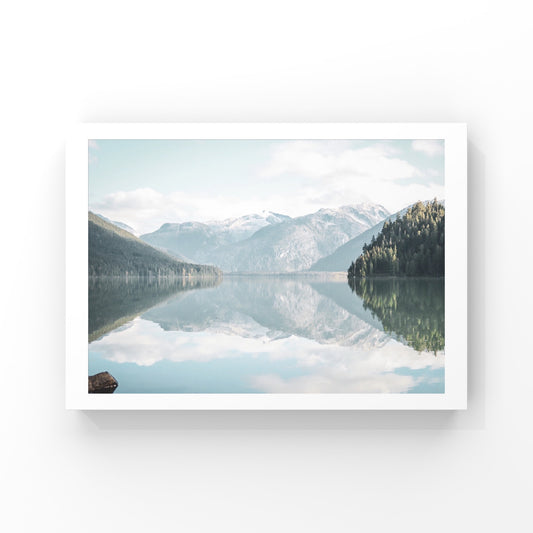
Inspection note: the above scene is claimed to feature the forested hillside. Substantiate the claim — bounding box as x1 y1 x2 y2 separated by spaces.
88 212 222 278
348 200 444 278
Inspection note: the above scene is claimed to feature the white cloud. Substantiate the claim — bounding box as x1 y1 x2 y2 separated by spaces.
91 185 385 235
261 141 420 182
90 317 444 393
257 140 442 214
412 140 444 157
249 372 417 394
90 140 444 232
91 188 267 234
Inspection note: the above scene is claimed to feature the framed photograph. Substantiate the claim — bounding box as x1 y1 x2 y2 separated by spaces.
66 123 467 409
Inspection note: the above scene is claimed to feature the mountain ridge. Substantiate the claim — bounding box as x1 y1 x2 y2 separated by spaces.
141 210 292 261
141 203 389 273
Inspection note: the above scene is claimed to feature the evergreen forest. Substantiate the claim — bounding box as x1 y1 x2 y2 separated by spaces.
348 200 444 278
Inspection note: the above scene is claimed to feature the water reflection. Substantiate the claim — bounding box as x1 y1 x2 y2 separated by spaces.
349 278 444 354
89 276 221 342
88 276 445 393
141 277 388 348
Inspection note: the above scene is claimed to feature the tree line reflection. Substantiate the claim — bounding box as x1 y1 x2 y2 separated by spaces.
89 276 221 342
89 276 444 357
349 278 444 354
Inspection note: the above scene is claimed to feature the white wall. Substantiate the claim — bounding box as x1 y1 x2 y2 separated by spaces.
1 1 531 531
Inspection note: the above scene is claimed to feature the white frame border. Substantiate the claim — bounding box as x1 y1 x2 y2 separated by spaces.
66 123 467 410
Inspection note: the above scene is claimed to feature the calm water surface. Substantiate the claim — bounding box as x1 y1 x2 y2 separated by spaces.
88 276 444 393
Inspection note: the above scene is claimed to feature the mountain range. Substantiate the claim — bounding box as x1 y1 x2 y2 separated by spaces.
141 203 389 273
141 211 290 261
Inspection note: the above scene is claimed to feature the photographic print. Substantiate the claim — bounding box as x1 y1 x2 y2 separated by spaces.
66 124 467 409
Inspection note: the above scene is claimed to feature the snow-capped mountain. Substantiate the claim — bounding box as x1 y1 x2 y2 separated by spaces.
140 211 291 261
205 211 291 243
140 203 389 272
207 204 389 272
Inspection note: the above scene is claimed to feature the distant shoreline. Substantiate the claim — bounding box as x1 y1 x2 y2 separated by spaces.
88 273 222 279
224 271 347 280
348 275 445 280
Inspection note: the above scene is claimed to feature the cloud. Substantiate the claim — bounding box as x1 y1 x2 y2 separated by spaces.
90 317 444 393
92 188 255 234
249 372 417 394
257 140 443 213
412 140 444 157
91 178 444 237
261 141 420 182
92 185 381 235
90 140 445 231
91 188 307 234
92 317 279 366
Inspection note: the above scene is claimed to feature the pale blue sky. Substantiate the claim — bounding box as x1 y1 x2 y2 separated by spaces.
89 139 444 234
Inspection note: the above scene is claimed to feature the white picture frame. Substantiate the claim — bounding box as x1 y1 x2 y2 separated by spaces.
66 123 467 410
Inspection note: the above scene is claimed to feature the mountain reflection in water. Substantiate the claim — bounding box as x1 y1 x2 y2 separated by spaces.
88 275 444 394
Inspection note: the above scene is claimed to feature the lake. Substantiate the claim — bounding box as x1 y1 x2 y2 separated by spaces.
88 275 444 394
